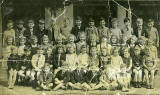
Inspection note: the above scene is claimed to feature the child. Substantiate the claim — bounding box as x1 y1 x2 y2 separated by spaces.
110 35 120 48
132 46 143 88
7 47 18 89
146 39 158 59
3 20 15 47
121 47 132 73
97 36 112 56
68 45 89 90
85 18 99 43
121 18 133 45
110 18 122 45
15 20 26 45
99 47 110 70
117 64 131 92
29 35 39 56
17 36 26 56
76 32 88 54
127 35 137 48
37 64 53 90
87 47 100 84
24 19 36 39
66 34 76 51
31 47 45 88
45 47 54 67
17 47 31 85
110 47 123 74
145 19 159 47
88 34 98 53
2 36 15 68
60 18 72 43
53 36 65 54
41 35 52 55
97 17 110 40
143 48 157 89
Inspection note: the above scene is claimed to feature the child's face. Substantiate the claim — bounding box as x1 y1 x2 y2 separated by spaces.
17 24 23 29
69 37 74 43
20 39 25 45
136 20 143 28
113 49 119 56
124 50 129 58
43 38 49 44
139 39 145 45
28 23 34 29
75 20 81 26
101 38 107 43
130 38 136 44
58 48 63 54
111 37 117 44
39 23 45 30
81 47 87 54
32 38 38 44
134 49 140 56
91 48 97 56
68 47 74 54
112 22 118 28
44 66 50 73
57 40 62 44
147 22 154 28
25 51 31 56
79 35 86 41
89 22 94 27
64 19 69 26
100 20 105 26
47 48 52 54
7 23 14 29
38 49 43 54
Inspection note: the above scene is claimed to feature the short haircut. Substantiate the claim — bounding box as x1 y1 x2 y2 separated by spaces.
147 19 154 23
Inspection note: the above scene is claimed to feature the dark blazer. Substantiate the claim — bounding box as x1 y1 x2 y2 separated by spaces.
133 27 146 38
7 54 19 70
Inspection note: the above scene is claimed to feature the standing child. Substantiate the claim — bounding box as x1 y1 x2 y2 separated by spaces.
29 35 39 56
143 48 157 89
7 47 18 89
110 18 122 45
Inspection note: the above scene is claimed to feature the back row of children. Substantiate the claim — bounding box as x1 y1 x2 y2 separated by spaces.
3 16 159 91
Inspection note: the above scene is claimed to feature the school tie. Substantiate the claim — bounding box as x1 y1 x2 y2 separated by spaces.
36 55 41 67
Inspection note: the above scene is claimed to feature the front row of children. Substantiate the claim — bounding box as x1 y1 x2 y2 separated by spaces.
7 41 158 91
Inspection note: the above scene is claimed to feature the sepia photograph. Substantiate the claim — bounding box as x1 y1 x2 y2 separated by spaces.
0 0 160 95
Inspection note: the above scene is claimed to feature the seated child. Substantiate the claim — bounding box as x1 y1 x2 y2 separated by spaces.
37 63 53 90
143 48 157 89
17 36 26 56
121 47 132 73
7 47 19 89
117 64 131 92
87 47 100 84
67 45 89 90
132 46 143 88
31 47 45 88
17 47 32 85
99 47 110 70
110 47 123 74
